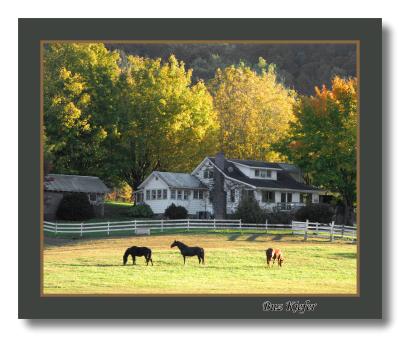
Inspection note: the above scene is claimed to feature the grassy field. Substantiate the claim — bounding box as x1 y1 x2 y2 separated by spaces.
43 232 357 295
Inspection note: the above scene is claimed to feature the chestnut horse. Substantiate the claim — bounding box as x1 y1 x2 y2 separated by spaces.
266 248 284 267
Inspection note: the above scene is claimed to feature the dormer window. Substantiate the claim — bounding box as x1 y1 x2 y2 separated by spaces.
255 169 272 178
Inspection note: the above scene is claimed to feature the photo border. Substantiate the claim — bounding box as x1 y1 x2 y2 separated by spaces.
19 18 382 318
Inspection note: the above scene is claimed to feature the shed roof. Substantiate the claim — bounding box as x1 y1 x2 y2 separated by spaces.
44 174 110 194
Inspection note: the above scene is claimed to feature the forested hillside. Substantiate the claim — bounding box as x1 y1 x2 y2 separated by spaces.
106 43 356 95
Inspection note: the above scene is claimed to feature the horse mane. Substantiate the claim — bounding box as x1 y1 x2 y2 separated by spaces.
174 241 188 248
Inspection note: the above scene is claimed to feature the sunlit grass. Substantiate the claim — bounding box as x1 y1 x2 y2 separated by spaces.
43 233 357 295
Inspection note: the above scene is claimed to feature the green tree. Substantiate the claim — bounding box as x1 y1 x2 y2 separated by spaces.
274 76 357 225
43 43 122 186
112 55 219 196
210 59 297 161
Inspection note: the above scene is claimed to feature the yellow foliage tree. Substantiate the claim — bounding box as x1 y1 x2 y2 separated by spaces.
210 60 297 161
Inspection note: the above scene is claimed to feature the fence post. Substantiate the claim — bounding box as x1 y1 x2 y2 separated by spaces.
265 219 268 234
239 219 242 234
341 224 345 238
213 218 216 230
304 219 309 241
187 219 190 232
291 220 294 235
80 223 83 237
55 222 58 237
330 221 335 242
134 219 137 233
316 222 319 236
107 221 110 236
161 219 164 233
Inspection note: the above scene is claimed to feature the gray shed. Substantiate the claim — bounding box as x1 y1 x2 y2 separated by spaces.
44 174 110 220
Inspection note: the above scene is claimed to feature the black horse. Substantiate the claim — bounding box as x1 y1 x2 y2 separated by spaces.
123 246 153 266
170 240 205 265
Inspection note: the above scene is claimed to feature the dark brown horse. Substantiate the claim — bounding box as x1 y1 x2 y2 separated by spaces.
123 246 153 266
171 240 205 265
266 248 284 267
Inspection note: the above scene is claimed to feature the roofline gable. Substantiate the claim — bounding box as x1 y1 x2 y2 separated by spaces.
190 156 212 176
137 171 168 190
207 160 257 189
228 160 283 171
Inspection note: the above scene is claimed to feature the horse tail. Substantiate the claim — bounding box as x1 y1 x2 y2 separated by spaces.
123 248 130 265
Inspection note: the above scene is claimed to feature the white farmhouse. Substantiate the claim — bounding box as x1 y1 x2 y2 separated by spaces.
135 152 322 218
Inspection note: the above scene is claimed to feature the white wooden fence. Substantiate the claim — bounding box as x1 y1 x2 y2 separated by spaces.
43 218 357 241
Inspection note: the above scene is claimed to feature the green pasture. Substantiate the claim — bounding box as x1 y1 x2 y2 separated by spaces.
43 232 357 295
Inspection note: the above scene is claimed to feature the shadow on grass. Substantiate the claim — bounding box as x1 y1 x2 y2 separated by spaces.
227 234 241 241
331 252 357 259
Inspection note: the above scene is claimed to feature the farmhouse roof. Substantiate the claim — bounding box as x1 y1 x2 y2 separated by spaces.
228 158 283 170
209 157 320 192
44 174 110 194
139 171 207 190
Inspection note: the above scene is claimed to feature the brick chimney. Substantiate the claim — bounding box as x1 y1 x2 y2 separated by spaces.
213 151 226 219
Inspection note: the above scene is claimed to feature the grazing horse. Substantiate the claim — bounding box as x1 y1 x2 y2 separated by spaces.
123 246 153 266
266 248 284 267
170 240 205 265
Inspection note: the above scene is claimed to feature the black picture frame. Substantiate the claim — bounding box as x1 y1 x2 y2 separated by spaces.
19 18 382 319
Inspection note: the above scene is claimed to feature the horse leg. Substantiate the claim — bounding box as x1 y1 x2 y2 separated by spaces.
198 255 201 264
183 255 186 265
150 258 153 266
133 256 136 265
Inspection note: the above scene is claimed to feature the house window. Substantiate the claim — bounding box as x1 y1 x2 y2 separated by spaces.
171 189 176 199
184 190 189 200
163 189 168 199
300 193 311 204
256 169 272 178
229 189 235 203
262 191 275 203
89 193 97 202
193 190 204 200
136 192 143 203
177 190 182 200
203 169 214 179
146 190 150 200
151 190 156 200
157 189 162 200
243 190 255 201
281 192 292 203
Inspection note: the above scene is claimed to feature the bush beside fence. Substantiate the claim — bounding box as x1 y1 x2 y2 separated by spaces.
43 218 357 241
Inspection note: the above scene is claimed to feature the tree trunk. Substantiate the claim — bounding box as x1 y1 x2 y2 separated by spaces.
343 197 354 226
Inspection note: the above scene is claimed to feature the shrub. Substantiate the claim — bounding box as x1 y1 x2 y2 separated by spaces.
164 203 188 219
128 203 154 218
232 197 266 223
56 192 95 221
294 203 334 223
266 211 295 224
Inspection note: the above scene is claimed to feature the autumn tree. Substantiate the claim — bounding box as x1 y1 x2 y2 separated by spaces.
111 55 219 196
210 59 297 161
275 77 357 225
43 43 122 185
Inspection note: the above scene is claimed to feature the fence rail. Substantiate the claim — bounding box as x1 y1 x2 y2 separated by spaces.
43 218 357 241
